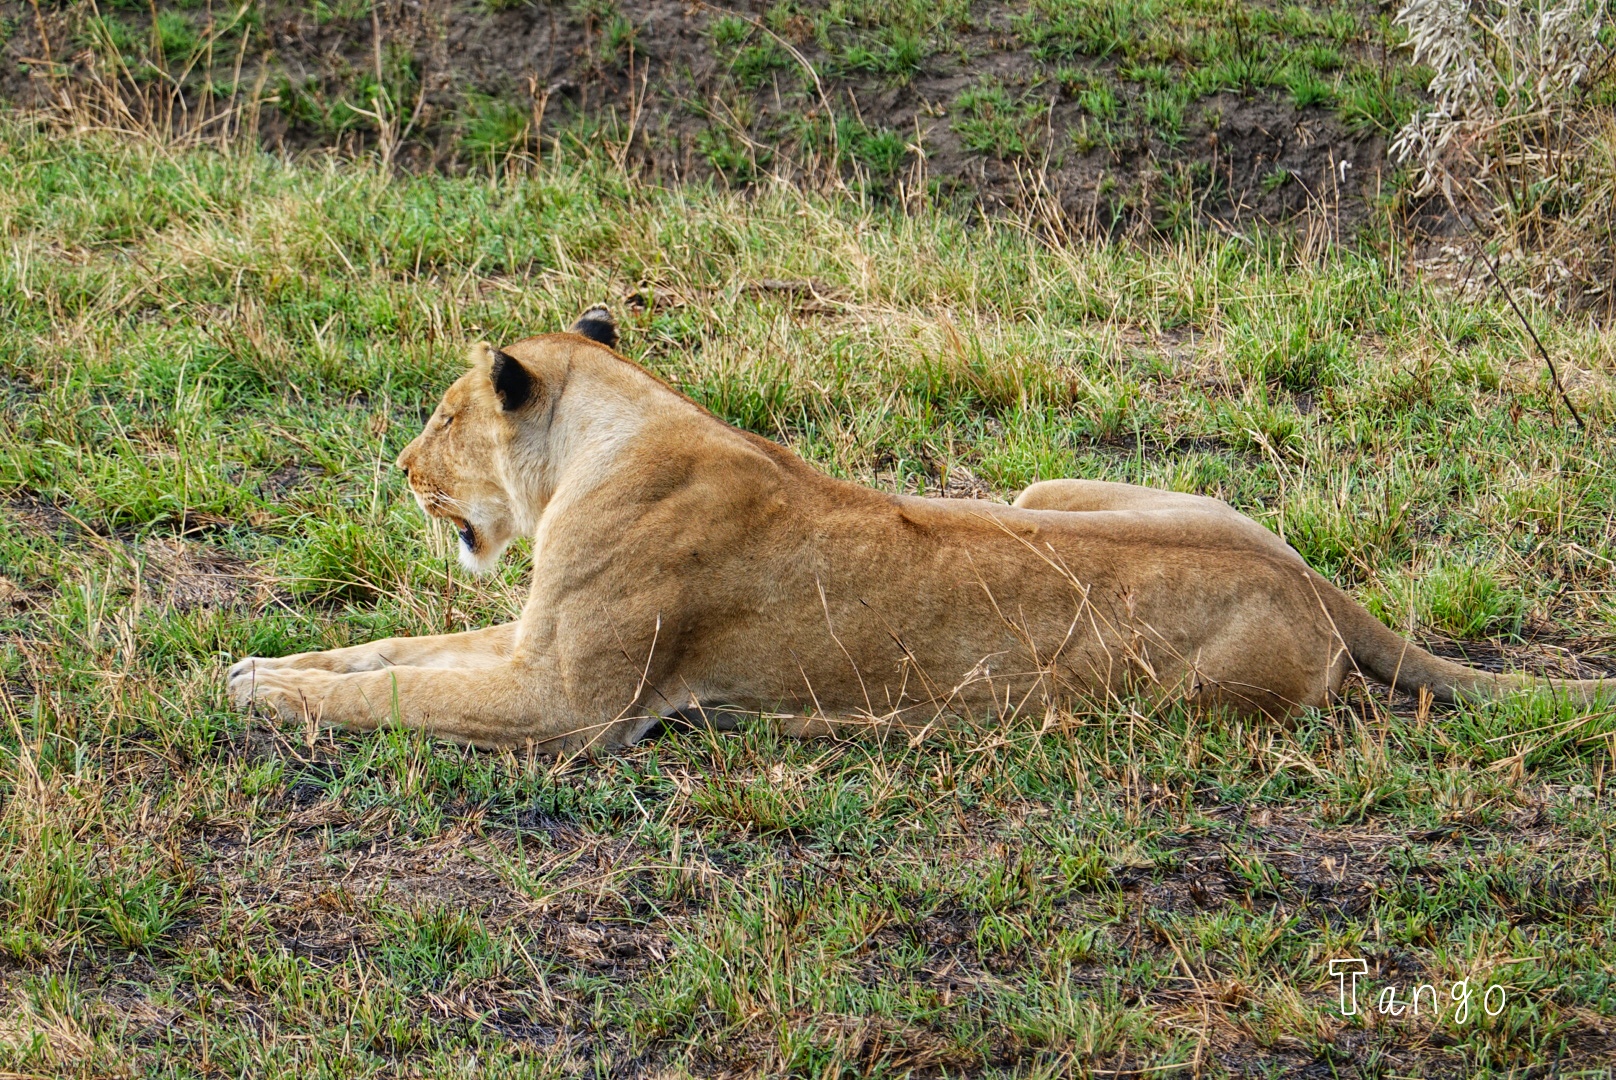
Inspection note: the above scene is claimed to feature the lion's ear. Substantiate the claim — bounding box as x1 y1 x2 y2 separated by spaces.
570 306 617 349
488 347 534 411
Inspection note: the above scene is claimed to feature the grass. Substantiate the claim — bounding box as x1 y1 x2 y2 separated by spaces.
953 80 1052 160
1011 0 1421 136
460 94 532 162
1 115 1616 1075
812 0 970 82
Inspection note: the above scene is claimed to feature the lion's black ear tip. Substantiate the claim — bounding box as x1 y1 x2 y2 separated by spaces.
572 306 618 349
489 347 534 411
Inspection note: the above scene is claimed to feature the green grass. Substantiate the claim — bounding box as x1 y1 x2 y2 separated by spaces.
460 93 532 161
1009 0 1420 138
953 80 1052 160
595 11 638 68
1 117 1616 1075
811 0 971 76
839 27 925 79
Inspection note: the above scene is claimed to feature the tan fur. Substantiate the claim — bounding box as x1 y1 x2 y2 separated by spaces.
228 325 1611 752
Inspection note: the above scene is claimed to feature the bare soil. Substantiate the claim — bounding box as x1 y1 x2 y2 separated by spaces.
0 0 1400 233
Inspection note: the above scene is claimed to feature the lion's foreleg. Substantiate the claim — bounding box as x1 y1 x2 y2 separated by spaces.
230 623 519 677
228 661 642 752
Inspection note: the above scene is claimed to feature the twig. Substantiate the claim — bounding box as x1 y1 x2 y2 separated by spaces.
368 0 397 167
1577 40 1616 103
28 0 51 62
1448 195 1586 432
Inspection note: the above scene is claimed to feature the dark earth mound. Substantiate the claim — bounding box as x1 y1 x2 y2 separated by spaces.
0 0 1426 233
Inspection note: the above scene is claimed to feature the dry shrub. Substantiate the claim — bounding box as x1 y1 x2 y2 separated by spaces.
1392 0 1616 314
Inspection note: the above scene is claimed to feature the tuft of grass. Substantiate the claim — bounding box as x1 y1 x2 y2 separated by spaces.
596 12 638 68
696 124 771 180
1366 561 1529 641
710 13 750 48
837 116 909 177
1142 87 1187 144
1077 83 1119 121
732 40 790 89
1286 64 1337 109
307 0 371 24
1338 68 1420 135
152 10 200 59
1014 0 1164 61
79 13 140 59
841 28 924 79
952 80 1051 159
458 93 531 162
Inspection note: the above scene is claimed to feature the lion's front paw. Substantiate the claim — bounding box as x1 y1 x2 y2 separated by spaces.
228 664 324 721
227 655 278 688
228 651 346 681
227 657 301 713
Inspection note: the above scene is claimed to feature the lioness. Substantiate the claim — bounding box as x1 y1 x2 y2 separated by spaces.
229 309 1609 751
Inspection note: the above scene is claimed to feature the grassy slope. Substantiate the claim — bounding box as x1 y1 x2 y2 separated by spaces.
2 0 1434 229
1 119 1616 1075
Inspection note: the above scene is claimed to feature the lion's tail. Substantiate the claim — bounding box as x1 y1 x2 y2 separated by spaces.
1315 571 1611 706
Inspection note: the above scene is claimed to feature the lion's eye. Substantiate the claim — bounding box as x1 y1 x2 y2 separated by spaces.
441 415 454 429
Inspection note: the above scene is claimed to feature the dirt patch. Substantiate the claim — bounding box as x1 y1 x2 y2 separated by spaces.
934 463 996 500
140 537 277 612
4 495 80 541
1425 633 1616 682
257 462 326 499
0 0 1412 234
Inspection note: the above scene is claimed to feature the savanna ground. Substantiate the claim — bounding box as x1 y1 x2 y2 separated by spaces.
2 0 1433 229
3 37 1616 1076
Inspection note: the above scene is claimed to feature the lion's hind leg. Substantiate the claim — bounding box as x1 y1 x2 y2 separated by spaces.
1013 479 1240 517
1014 480 1295 561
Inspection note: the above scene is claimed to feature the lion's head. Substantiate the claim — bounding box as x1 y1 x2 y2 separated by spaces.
395 307 618 573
